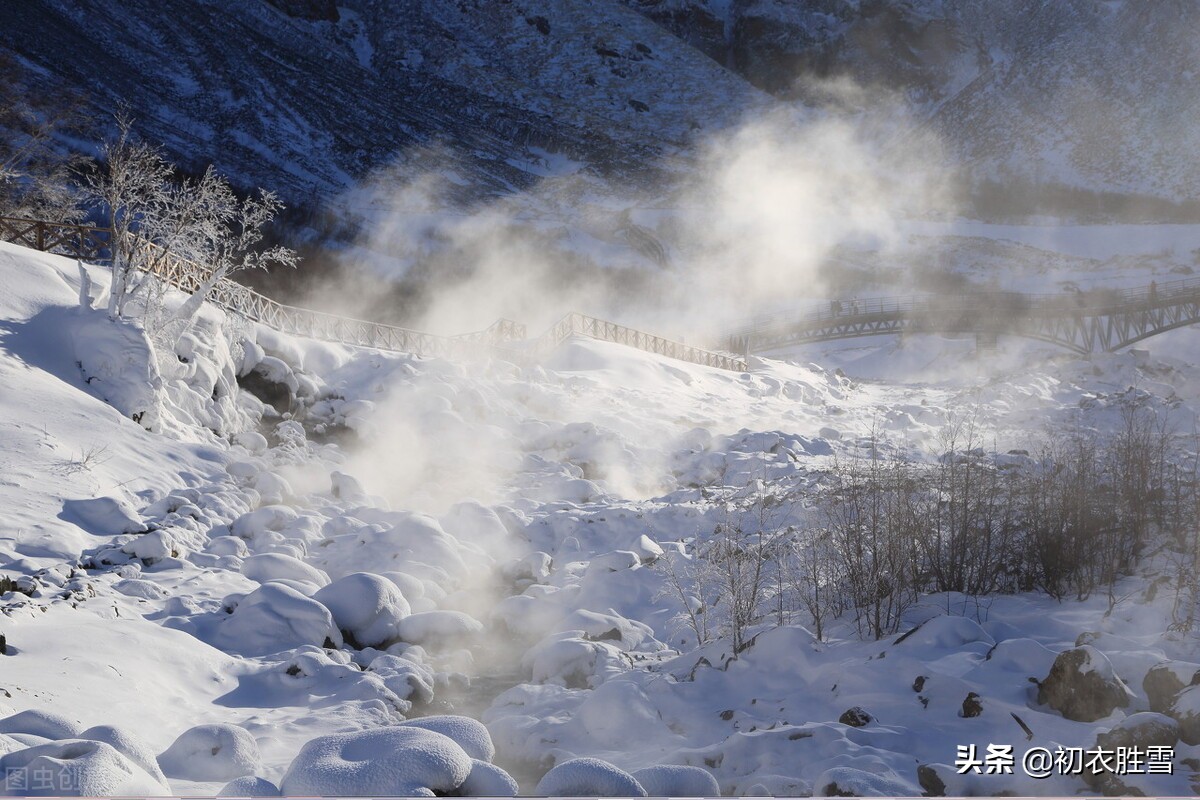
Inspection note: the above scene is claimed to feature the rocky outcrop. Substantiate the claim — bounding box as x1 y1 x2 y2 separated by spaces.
1037 646 1133 722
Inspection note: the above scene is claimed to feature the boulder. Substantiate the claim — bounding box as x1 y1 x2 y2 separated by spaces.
838 707 873 727
1037 646 1132 722
1169 684 1200 745
1143 660 1200 714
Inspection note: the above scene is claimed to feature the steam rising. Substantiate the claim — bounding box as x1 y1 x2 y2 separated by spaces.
320 84 957 514
330 87 953 340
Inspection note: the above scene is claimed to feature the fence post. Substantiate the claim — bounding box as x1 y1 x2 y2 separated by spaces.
36 222 45 251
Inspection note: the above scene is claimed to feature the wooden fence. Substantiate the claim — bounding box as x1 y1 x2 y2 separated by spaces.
0 216 748 371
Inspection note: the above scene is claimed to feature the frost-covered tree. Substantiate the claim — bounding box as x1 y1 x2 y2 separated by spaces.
87 116 297 337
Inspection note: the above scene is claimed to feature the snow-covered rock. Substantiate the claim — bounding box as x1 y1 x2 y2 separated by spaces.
0 709 82 740
217 775 280 796
395 611 482 647
458 759 519 796
534 757 646 797
279 726 473 796
1037 645 1133 722
60 496 147 536
632 764 720 796
398 716 494 762
79 724 168 784
212 583 342 656
313 572 411 648
1169 684 1200 745
1143 659 1200 713
157 723 262 782
241 552 329 589
1 739 168 795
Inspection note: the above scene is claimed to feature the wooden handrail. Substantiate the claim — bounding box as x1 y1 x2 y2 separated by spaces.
0 216 749 371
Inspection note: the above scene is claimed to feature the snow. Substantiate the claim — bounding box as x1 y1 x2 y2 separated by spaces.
632 764 722 796
2 240 1200 795
534 756 647 797
0 739 169 796
312 572 411 649
209 583 342 656
278 727 474 796
157 724 263 782
398 716 495 762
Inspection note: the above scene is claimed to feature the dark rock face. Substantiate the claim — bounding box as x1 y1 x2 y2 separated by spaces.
1038 646 1133 722
265 0 338 22
1143 660 1200 714
838 706 872 727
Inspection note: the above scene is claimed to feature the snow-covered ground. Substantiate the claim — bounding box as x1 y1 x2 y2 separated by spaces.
2 233 1200 796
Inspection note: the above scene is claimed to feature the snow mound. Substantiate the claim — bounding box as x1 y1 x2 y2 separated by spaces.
439 501 509 546
60 496 147 536
313 572 411 648
633 764 721 796
366 655 436 705
157 723 263 782
212 583 342 656
0 739 168 795
396 611 483 647
534 757 647 797
279 726 473 796
312 513 468 582
459 759 519 796
80 724 168 784
241 552 329 589
0 709 82 740
398 716 494 762
217 775 280 796
69 308 165 431
577 680 669 747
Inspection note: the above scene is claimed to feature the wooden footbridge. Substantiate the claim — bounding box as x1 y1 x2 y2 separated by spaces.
725 280 1200 356
0 217 747 371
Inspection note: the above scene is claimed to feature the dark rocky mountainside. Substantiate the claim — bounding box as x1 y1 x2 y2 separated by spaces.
2 0 1197 229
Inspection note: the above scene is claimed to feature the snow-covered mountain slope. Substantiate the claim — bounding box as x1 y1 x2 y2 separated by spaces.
5 0 1197 235
0 0 762 212
630 0 1200 207
3 239 1200 794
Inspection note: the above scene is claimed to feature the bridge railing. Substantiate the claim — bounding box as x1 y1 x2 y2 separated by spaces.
1 216 748 372
725 278 1200 345
532 312 748 372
